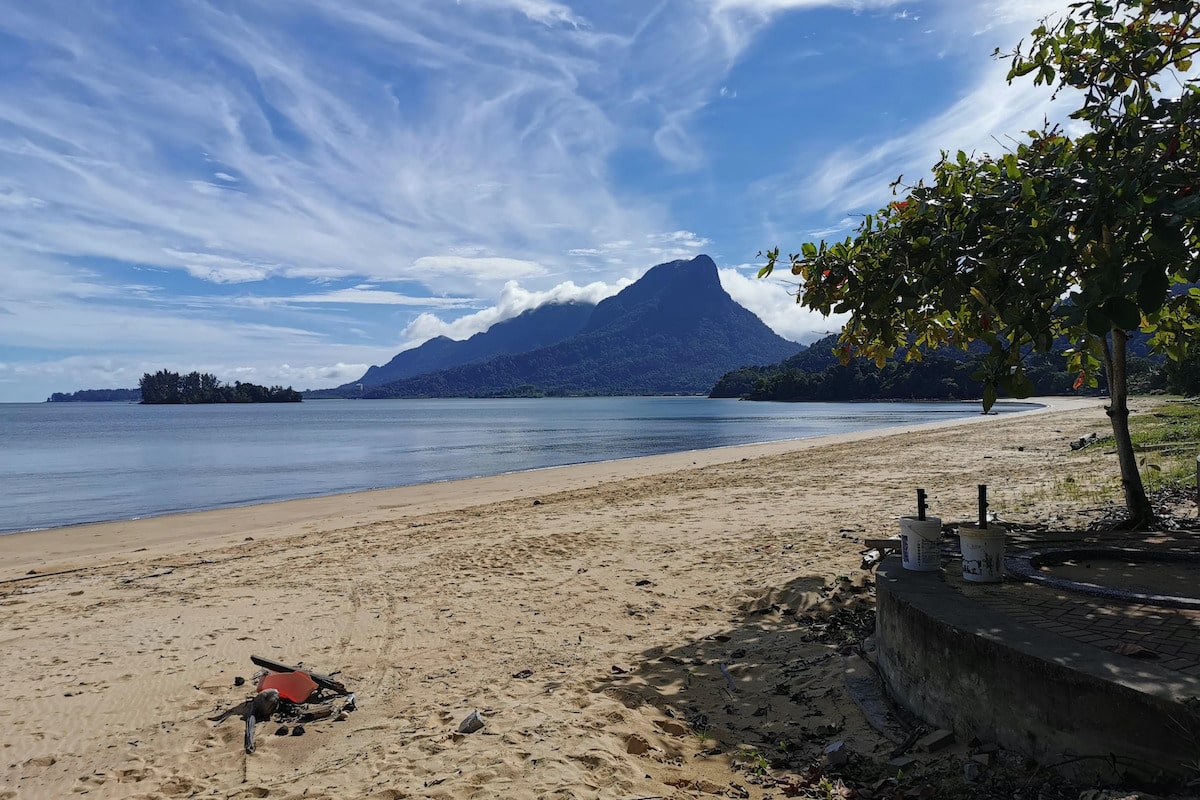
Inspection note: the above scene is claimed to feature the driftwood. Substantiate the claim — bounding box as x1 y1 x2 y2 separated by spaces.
250 654 349 695
300 703 335 721
244 689 280 754
209 699 250 724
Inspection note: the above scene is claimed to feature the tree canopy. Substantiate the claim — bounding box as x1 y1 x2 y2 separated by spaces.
759 0 1199 525
138 370 301 404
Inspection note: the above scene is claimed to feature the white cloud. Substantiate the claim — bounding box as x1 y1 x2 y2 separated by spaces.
751 0 1078 224
0 187 46 209
240 287 482 308
567 230 714 271
0 1 683 301
807 217 856 240
410 255 549 282
711 0 899 10
796 60 1069 215
461 0 587 28
399 277 629 344
718 267 844 343
166 251 277 284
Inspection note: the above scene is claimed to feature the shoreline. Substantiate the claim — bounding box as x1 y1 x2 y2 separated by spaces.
0 397 1083 582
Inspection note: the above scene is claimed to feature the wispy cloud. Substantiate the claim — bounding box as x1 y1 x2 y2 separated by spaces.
0 2 677 293
749 0 1073 233
799 60 1066 214
463 0 588 28
239 287 482 308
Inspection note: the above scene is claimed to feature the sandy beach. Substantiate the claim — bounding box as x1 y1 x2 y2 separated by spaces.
1 397 1127 799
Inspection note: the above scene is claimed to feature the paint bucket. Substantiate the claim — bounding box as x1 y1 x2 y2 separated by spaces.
899 516 942 571
959 523 1005 583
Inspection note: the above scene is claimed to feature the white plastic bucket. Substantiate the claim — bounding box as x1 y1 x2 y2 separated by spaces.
899 516 942 571
959 524 1005 582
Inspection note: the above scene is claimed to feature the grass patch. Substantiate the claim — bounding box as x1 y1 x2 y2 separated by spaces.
1131 399 1200 489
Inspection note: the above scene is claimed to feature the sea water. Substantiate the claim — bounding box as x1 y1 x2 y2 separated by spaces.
0 397 1026 533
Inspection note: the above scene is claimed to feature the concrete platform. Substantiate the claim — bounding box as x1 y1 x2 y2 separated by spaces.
874 552 1200 783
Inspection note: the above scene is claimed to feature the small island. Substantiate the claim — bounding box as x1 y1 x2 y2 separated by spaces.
139 370 302 404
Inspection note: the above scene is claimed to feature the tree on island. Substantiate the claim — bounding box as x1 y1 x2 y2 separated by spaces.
138 370 302 404
47 388 142 402
760 0 1198 527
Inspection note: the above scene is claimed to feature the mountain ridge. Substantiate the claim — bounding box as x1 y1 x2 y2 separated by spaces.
359 255 800 397
344 300 596 391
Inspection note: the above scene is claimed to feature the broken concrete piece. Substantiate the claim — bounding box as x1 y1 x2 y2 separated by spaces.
916 728 954 753
457 710 485 734
821 740 848 767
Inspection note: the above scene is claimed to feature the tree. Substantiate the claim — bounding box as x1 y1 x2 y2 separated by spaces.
139 369 182 404
760 0 1199 526
1165 349 1200 395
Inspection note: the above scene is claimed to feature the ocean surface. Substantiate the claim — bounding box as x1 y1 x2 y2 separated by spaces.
0 397 1028 534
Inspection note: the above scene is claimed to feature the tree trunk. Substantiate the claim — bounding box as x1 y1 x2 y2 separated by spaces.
1102 328 1154 527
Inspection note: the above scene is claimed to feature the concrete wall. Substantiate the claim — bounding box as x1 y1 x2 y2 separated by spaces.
875 561 1200 782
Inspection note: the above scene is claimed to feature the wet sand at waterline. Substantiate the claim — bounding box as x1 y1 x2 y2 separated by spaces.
0 397 1120 799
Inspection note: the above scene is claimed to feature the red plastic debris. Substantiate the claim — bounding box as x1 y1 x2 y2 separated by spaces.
257 670 319 703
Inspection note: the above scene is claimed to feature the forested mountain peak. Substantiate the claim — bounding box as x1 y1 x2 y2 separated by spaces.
361 255 799 397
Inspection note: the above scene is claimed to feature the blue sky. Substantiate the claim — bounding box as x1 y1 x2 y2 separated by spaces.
0 0 1074 402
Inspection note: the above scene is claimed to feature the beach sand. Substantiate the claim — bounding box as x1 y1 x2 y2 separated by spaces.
0 397 1128 799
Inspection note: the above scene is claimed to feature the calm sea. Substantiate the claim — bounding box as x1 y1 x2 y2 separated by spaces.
0 397 1025 534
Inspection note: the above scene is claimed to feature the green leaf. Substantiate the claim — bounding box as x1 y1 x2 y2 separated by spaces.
1003 154 1020 179
1136 269 1170 315
982 384 998 412
1086 307 1111 337
1009 59 1040 78
1103 297 1142 330
1009 370 1035 398
801 242 817 259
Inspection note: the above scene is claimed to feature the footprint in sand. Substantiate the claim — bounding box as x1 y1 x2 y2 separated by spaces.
158 776 196 797
231 787 269 799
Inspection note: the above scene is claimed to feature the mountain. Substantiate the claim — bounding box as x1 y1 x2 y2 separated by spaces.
364 255 800 398
343 301 596 391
